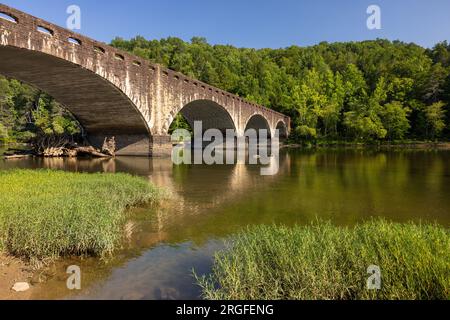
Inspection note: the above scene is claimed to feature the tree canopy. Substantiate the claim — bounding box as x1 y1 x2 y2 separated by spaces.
0 78 80 145
111 37 450 142
1 38 449 144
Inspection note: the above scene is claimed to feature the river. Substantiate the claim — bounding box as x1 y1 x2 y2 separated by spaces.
1 147 449 299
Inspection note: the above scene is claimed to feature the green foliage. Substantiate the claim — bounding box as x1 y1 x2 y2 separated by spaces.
169 113 192 134
110 37 450 142
425 101 447 139
0 170 163 260
0 123 9 144
197 220 450 300
0 76 81 145
380 101 411 140
1 38 449 144
295 125 317 140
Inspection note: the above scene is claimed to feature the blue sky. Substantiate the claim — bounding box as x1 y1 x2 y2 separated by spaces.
2 0 450 48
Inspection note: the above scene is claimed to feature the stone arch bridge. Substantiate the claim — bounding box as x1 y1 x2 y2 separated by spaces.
0 4 290 156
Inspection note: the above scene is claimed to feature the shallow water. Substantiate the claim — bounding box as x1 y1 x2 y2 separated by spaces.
1 148 449 299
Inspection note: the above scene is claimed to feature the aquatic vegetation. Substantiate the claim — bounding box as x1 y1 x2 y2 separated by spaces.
197 220 450 300
0 169 162 260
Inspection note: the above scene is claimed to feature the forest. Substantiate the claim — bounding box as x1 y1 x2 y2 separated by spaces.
1 38 449 145
0 78 80 145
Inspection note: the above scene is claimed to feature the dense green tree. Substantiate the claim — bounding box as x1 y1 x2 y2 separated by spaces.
0 76 81 144
168 113 191 135
429 41 450 67
424 101 446 139
380 101 411 140
421 63 448 104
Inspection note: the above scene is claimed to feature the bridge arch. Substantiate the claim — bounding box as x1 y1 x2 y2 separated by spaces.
0 45 152 154
166 99 237 134
244 113 272 140
275 120 288 140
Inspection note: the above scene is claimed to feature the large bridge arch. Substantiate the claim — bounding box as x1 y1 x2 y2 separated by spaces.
0 45 152 153
0 5 155 155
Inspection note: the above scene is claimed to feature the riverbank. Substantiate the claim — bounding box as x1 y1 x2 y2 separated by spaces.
0 170 163 261
0 253 34 300
197 220 450 300
2 141 450 163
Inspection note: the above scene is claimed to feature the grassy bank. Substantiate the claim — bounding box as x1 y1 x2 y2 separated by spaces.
0 169 162 260
197 220 450 300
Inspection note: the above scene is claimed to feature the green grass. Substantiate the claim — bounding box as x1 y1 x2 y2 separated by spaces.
197 220 450 300
0 169 162 260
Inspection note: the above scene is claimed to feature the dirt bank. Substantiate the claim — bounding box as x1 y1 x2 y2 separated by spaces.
0 253 34 300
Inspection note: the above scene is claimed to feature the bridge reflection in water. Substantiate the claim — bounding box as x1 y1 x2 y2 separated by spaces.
1 151 291 300
1 149 291 213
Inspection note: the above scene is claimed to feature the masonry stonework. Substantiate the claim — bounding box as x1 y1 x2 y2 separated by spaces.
0 4 290 156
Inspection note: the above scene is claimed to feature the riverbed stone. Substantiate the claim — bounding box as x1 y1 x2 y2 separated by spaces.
11 282 30 292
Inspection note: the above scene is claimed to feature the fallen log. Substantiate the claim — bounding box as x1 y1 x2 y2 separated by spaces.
38 145 111 158
3 154 32 160
43 147 65 157
66 149 78 158
73 146 111 158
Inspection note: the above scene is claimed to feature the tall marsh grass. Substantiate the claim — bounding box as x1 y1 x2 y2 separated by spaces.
0 169 162 260
197 220 450 300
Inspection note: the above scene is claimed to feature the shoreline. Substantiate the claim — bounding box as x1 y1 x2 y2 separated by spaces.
282 141 450 150
198 221 450 300
0 253 34 300
0 169 163 299
3 141 450 158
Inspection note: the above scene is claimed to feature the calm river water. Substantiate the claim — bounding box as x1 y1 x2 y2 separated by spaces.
1 147 449 299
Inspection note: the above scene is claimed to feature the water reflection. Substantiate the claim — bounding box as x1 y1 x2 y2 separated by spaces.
1 148 449 299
